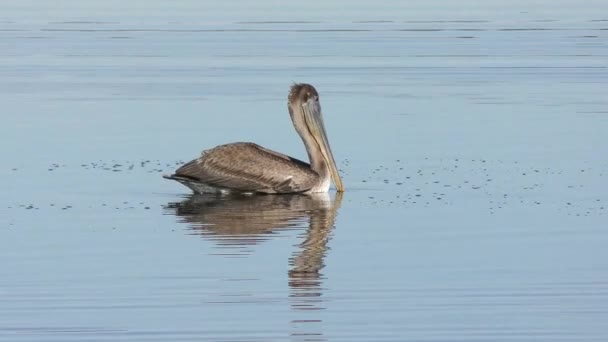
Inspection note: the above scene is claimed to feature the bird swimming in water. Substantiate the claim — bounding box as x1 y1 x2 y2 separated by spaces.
163 83 344 194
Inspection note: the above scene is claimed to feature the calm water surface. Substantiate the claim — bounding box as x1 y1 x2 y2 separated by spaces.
1 1 608 341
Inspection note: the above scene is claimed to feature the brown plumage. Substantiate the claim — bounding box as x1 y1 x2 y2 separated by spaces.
163 83 344 194
166 143 319 193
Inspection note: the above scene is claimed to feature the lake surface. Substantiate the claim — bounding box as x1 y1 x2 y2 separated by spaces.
1 1 607 341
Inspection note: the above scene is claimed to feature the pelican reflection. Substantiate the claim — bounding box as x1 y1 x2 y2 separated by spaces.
163 193 342 307
164 191 342 262
164 193 342 341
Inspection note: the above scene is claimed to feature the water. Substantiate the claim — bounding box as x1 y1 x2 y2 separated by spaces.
1 1 608 341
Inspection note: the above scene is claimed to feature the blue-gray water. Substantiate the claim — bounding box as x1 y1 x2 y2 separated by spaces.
1 1 607 341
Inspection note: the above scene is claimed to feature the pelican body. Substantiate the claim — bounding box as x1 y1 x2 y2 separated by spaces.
163 83 344 194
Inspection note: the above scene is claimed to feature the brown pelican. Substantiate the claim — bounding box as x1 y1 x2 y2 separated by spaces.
163 83 344 194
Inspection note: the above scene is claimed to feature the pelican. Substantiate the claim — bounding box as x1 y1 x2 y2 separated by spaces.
163 83 344 194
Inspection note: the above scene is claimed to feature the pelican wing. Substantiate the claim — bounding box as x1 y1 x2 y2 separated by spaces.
170 142 319 193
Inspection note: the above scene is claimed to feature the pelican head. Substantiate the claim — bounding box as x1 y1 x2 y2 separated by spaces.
288 84 344 192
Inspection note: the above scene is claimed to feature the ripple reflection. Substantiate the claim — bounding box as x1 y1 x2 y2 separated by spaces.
164 192 343 314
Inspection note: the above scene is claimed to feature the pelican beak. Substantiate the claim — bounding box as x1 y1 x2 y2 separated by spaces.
302 99 345 192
